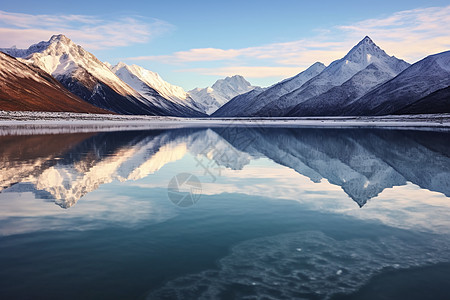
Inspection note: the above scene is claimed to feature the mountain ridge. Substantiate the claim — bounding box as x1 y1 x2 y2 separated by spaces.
256 36 410 116
1 35 182 116
1 34 449 117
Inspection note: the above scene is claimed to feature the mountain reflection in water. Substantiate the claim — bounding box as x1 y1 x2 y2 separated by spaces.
1 127 449 209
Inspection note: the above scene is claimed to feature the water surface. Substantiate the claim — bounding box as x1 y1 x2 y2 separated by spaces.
0 127 449 299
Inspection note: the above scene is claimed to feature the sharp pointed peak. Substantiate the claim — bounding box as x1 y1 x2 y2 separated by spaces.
351 36 377 49
343 35 387 60
361 36 374 44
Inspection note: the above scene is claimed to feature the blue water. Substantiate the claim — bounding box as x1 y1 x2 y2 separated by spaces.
0 127 449 299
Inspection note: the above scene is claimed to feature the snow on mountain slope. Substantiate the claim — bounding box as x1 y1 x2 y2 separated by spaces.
111 62 205 117
4 35 136 95
112 62 188 102
0 52 110 114
0 35 170 115
213 62 325 117
256 36 410 116
345 50 450 116
287 61 409 116
188 75 257 114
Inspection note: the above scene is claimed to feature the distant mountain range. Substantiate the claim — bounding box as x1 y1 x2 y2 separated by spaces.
1 35 449 116
188 75 258 114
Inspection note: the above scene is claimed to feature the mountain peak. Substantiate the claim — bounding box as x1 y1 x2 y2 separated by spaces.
310 62 326 70
213 74 251 88
113 61 128 70
226 74 244 80
349 36 381 53
341 36 391 67
190 75 257 114
49 34 72 45
360 36 374 45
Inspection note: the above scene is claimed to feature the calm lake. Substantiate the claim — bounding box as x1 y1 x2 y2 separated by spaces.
0 126 449 299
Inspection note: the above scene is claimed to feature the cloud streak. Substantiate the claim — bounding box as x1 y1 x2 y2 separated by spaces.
0 10 174 49
177 66 308 78
131 40 346 66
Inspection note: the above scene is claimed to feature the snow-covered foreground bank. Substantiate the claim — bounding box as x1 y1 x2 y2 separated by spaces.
0 110 449 135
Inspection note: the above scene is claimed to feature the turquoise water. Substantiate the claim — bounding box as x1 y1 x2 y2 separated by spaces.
0 127 449 299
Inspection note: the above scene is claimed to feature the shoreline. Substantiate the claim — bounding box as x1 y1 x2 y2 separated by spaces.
0 111 449 135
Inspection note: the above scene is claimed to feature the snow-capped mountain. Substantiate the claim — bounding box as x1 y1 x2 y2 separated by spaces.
345 50 450 116
213 62 325 117
111 62 205 117
288 60 410 116
256 36 410 116
188 75 257 114
1 34 448 117
0 51 109 113
0 35 171 115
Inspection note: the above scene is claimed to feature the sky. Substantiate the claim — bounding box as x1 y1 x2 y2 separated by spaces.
1 0 449 90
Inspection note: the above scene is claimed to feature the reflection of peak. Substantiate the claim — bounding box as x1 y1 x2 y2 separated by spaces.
188 129 254 170
216 127 419 207
31 131 192 208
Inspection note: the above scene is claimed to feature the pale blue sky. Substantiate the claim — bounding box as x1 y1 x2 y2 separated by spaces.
1 1 449 89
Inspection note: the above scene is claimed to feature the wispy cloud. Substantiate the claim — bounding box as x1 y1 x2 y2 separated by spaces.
177 66 307 78
131 40 346 66
128 5 450 80
0 10 174 49
338 6 450 61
